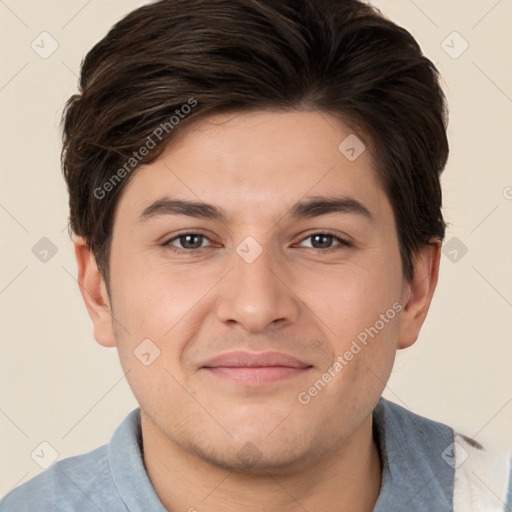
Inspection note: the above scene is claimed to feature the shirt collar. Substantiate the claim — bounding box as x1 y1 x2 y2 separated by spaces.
107 399 454 511
371 397 454 511
108 409 168 512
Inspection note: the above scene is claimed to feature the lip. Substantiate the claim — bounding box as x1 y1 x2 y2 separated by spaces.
200 351 313 385
202 350 311 369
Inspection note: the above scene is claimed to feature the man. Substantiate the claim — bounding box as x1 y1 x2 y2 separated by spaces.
1 0 511 510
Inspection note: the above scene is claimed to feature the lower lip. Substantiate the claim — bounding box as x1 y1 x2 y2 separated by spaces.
202 366 311 384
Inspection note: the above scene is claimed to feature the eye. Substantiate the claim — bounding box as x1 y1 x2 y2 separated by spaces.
297 232 352 250
163 232 212 252
162 231 352 254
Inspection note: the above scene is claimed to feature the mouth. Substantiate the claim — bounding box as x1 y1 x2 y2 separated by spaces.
200 351 313 385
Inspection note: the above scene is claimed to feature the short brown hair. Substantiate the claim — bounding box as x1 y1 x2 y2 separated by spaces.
62 0 449 284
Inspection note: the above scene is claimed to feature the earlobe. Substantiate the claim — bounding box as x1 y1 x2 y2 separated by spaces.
397 239 441 350
74 237 117 348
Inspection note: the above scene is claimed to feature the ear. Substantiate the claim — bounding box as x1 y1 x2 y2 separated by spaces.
74 237 117 348
397 239 441 350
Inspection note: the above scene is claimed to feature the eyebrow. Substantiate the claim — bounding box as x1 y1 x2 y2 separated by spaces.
139 195 373 223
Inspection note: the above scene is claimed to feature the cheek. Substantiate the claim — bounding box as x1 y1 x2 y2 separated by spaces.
112 256 210 329
291 253 402 398
294 257 402 337
110 257 224 376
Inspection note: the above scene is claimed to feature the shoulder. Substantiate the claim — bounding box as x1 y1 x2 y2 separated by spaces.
374 398 512 512
372 397 456 510
0 444 124 512
0 462 52 512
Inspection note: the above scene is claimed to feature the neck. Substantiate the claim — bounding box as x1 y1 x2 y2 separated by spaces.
141 412 382 512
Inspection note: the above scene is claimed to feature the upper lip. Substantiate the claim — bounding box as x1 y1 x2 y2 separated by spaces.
201 351 311 369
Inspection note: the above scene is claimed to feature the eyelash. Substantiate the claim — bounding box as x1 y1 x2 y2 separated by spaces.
162 231 353 254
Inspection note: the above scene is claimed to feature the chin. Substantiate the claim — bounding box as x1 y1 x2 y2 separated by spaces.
187 430 320 476
199 446 310 475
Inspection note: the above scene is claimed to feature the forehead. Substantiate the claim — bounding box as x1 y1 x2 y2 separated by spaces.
115 110 390 226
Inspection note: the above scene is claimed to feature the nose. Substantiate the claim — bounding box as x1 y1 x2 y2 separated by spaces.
215 243 301 333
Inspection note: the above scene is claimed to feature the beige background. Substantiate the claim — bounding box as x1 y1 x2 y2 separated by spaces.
1 0 511 497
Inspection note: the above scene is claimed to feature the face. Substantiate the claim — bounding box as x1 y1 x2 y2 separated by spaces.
82 110 429 473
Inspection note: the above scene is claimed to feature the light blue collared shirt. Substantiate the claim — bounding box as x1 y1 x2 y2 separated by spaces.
1 397 508 511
